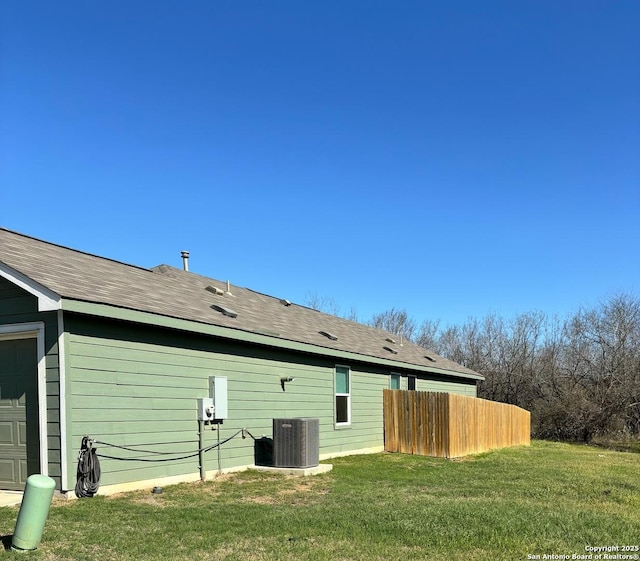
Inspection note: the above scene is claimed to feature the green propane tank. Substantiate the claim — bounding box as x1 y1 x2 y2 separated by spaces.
12 474 56 551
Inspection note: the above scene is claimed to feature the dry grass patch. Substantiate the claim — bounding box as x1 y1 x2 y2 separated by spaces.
126 493 169 508
240 476 331 506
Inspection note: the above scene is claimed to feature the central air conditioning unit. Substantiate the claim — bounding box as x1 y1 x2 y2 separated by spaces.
272 418 320 468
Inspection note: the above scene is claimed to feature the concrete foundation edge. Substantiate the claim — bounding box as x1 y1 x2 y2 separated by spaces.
63 445 384 498
251 463 333 476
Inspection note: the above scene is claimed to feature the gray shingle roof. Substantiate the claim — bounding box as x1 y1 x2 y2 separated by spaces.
0 227 482 379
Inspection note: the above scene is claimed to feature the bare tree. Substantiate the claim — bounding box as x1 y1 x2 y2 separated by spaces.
368 308 417 341
415 318 441 351
304 291 342 316
304 291 359 322
423 294 640 442
344 305 359 323
549 293 640 440
435 324 467 366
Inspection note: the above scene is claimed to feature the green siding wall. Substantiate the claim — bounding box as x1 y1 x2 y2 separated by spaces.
392 371 477 397
417 377 477 397
64 315 387 486
64 314 477 488
0 277 62 487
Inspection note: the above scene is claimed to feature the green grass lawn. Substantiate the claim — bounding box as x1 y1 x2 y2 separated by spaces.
1 440 638 560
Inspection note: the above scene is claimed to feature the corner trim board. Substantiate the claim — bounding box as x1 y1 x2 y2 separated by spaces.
57 310 69 491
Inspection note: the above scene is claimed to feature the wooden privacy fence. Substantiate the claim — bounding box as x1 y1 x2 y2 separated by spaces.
383 390 530 458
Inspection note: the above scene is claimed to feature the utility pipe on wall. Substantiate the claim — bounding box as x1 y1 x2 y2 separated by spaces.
198 420 205 480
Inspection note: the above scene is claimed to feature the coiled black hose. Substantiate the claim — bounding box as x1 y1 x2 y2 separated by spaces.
75 436 101 498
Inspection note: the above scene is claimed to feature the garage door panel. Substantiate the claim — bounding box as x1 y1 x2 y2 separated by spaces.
18 459 28 486
0 389 14 407
0 459 16 485
0 422 13 445
18 421 27 445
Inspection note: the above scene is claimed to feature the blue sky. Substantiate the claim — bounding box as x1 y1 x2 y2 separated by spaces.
1 1 638 329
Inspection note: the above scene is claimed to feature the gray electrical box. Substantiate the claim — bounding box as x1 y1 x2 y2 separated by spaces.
209 376 228 420
196 397 215 421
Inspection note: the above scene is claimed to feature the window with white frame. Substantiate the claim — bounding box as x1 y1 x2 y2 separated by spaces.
390 373 401 390
335 365 351 425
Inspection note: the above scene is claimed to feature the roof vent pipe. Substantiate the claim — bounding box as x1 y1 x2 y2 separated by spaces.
181 251 190 271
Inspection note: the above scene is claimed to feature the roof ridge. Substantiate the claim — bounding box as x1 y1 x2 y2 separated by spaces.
243 286 297 305
0 227 152 274
151 264 232 286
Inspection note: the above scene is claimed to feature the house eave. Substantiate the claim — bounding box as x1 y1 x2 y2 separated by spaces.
60 298 484 382
0 261 62 311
